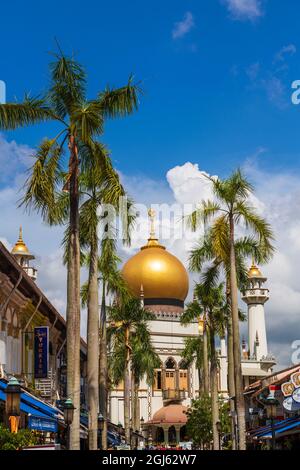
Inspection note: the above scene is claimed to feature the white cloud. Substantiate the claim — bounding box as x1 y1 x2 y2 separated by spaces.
172 12 195 40
222 0 263 21
274 44 297 63
0 134 32 184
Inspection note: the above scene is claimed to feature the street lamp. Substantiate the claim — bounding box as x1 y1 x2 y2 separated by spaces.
63 398 75 450
6 376 21 433
216 421 222 450
6 376 21 417
140 416 144 431
265 393 279 451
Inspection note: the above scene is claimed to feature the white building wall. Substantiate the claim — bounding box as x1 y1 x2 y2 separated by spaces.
248 303 268 359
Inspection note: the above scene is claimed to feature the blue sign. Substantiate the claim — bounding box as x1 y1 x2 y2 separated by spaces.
28 416 58 433
34 327 49 379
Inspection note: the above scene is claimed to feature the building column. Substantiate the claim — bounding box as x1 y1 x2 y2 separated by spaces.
175 366 180 390
162 426 169 445
162 366 166 391
175 425 181 444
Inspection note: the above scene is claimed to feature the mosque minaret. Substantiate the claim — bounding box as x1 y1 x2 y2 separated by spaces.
242 262 269 360
11 227 37 281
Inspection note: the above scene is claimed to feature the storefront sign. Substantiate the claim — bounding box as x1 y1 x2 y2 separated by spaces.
34 327 49 379
291 371 300 388
283 396 300 412
28 416 57 433
281 381 295 397
292 387 300 404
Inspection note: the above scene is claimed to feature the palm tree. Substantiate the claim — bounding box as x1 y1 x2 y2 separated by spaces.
189 224 264 449
181 300 209 394
130 326 161 434
108 299 156 446
187 169 274 450
79 144 134 449
98 239 132 449
195 282 228 450
81 223 134 448
183 282 226 450
0 53 140 449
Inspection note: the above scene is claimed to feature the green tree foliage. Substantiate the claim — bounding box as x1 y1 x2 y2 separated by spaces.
186 395 212 448
0 425 39 450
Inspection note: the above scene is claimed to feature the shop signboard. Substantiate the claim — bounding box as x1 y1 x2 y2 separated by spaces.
291 371 300 388
281 371 300 412
34 327 49 379
292 387 300 404
28 415 58 433
282 396 300 412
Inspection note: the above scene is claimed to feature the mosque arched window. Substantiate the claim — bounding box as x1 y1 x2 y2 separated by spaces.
165 357 176 369
165 357 176 390
153 361 163 390
153 370 162 390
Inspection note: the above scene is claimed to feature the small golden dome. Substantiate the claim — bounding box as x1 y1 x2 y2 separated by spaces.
11 227 32 256
248 264 262 278
122 209 189 304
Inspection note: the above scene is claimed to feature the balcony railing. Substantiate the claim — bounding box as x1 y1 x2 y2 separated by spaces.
162 389 186 401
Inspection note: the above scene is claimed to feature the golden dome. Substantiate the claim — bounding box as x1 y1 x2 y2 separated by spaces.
11 227 32 257
122 209 189 305
248 264 263 278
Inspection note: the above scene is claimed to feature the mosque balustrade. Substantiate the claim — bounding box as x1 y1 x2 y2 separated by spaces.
22 266 37 281
243 288 269 299
162 388 186 402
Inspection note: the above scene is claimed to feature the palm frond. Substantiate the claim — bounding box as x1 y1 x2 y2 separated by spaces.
0 96 54 130
98 75 141 118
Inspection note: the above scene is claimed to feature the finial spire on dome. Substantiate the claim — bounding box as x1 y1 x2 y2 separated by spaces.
18 226 23 242
148 208 156 240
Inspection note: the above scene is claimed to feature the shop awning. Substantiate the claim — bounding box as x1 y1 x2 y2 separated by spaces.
250 417 300 439
0 379 61 420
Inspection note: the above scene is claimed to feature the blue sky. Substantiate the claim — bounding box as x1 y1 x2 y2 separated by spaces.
1 0 300 367
1 0 300 181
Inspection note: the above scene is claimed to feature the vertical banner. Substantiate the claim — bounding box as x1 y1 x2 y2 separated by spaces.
34 327 49 379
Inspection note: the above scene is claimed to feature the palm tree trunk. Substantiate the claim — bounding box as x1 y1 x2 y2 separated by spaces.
67 136 81 450
134 377 140 434
227 316 237 450
130 370 140 449
87 238 99 449
229 215 246 450
124 326 131 446
226 279 237 451
99 284 108 449
131 369 135 434
209 322 220 450
203 321 209 394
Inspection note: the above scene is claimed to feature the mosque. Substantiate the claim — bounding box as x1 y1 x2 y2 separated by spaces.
108 210 276 445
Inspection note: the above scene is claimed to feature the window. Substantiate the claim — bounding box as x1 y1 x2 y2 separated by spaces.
153 370 162 390
165 357 176 369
